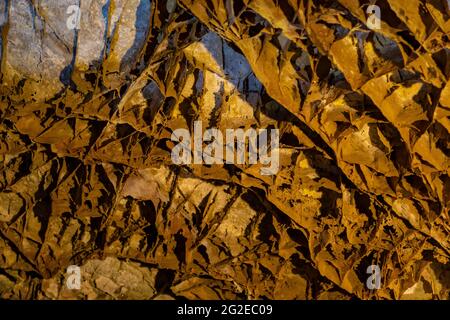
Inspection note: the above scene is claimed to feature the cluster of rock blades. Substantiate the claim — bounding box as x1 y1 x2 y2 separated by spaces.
0 0 449 300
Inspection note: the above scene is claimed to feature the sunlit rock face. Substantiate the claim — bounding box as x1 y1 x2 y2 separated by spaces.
0 0 449 300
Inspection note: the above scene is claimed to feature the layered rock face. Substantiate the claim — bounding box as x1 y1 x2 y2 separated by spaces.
0 0 449 299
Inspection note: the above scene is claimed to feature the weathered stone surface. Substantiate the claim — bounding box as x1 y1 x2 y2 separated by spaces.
0 0 448 300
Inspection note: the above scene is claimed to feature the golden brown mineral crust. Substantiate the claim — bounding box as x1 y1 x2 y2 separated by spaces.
0 0 449 300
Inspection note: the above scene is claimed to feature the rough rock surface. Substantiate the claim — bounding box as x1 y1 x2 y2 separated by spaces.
0 0 449 299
